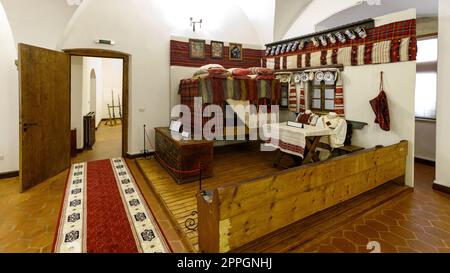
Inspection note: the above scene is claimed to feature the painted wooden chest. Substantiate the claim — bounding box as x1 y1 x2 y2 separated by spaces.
155 127 213 184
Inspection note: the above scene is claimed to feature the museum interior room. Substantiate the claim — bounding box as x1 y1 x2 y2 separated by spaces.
0 0 450 254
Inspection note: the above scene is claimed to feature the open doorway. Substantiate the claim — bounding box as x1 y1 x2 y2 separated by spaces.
66 49 130 162
414 36 438 166
90 69 97 113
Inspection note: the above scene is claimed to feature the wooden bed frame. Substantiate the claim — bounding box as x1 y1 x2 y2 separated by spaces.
197 141 408 253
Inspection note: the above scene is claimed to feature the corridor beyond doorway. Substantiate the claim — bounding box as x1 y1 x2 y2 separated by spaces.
73 122 122 164
70 55 124 161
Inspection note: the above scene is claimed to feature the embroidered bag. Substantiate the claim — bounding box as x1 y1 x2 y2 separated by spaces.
370 72 390 131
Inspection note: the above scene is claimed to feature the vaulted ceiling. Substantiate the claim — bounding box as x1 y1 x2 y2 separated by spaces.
317 0 438 30
0 0 79 48
0 0 440 48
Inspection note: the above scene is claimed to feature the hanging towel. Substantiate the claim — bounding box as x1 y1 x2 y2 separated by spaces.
370 72 391 131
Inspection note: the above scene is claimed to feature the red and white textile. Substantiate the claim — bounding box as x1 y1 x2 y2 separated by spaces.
263 123 333 158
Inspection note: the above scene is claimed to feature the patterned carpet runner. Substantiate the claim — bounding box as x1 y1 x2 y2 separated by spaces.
53 158 170 253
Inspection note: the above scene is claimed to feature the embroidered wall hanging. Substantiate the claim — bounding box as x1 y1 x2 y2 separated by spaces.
262 19 417 70
171 39 264 69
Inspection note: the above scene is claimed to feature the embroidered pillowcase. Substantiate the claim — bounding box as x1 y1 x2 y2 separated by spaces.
372 40 392 64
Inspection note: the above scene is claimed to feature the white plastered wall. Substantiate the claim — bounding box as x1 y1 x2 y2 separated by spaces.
0 0 78 49
71 56 83 149
287 9 417 187
0 1 18 173
101 58 123 120
60 0 265 155
82 57 103 128
435 0 450 188
283 0 362 40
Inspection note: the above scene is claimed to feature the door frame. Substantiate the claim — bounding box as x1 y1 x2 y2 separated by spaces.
63 48 130 157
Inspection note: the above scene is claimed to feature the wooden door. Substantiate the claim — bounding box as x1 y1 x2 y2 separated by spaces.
19 44 71 192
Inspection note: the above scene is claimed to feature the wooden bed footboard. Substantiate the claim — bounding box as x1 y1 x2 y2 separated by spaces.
197 141 408 253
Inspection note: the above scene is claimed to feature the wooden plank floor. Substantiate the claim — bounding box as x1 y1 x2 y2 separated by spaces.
136 144 282 251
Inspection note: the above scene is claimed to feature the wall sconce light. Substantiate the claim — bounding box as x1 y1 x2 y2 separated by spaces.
190 17 203 32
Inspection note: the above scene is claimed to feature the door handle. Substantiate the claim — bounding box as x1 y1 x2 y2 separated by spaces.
23 123 38 132
24 123 38 127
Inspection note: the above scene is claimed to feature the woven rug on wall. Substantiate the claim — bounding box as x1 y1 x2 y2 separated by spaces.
52 158 171 253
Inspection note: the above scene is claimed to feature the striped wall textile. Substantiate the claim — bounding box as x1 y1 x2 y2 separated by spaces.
334 71 345 116
288 82 297 112
170 40 264 68
299 82 306 113
262 19 417 70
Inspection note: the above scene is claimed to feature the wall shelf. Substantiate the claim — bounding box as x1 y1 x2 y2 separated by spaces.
274 64 344 73
265 18 375 48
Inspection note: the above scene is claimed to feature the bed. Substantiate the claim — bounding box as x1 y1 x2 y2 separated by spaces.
178 66 282 140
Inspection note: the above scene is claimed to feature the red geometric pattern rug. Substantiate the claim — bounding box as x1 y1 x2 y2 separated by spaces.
52 158 171 253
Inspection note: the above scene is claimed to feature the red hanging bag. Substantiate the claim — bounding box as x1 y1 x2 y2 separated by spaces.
370 72 391 131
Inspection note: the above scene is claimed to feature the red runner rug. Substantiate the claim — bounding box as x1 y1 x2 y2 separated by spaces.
53 158 170 253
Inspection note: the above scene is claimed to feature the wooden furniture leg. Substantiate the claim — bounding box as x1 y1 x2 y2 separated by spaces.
303 136 321 164
273 150 284 168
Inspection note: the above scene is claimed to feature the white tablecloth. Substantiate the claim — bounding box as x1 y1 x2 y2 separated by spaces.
262 123 333 158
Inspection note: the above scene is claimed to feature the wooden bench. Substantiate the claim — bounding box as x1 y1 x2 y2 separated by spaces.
337 120 368 155
197 141 408 252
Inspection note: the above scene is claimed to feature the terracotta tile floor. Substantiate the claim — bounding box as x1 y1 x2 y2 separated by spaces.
0 123 188 253
291 163 450 253
1 122 450 253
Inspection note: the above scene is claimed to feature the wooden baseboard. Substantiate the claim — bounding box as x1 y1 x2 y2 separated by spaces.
433 182 450 194
415 157 435 166
126 152 154 159
100 118 122 121
0 170 19 179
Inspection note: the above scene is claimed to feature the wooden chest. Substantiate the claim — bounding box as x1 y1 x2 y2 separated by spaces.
155 127 214 184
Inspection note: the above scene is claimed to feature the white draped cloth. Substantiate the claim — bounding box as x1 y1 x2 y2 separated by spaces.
316 115 347 148
262 123 333 158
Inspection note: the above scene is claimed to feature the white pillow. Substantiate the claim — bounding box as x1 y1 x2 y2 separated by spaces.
309 114 320 126
200 64 224 70
193 64 226 77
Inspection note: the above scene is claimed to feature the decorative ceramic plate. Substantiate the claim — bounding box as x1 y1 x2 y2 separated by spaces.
315 71 324 81
324 71 335 82
270 47 276 56
291 41 299 52
275 45 282 55
286 43 293 52
300 72 309 82
281 44 287 54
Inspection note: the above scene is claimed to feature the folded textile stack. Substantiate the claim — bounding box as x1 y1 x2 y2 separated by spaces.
193 64 231 78
249 67 275 76
250 67 276 80
228 68 253 80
